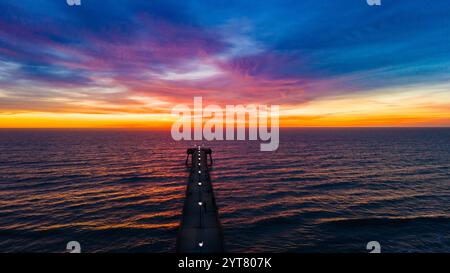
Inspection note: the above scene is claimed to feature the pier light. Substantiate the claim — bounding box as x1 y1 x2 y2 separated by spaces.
179 147 224 252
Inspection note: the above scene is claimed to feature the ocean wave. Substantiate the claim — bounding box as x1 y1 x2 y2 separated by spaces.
319 215 450 227
1 129 450 252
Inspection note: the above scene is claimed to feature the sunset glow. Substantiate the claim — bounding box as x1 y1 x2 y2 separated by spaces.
0 0 449 128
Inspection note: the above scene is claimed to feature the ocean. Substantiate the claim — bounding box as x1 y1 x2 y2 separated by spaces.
0 128 449 253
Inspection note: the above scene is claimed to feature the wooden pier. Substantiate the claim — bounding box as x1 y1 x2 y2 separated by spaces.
176 147 225 253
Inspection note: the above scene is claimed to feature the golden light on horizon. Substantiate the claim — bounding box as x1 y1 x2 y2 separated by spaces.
1 85 449 128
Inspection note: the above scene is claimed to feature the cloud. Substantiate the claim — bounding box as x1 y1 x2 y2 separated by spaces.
0 0 449 126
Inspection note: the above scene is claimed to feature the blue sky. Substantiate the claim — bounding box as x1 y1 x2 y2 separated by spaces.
0 0 449 126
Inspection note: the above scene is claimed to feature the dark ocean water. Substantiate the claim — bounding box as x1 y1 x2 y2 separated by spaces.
0 128 449 253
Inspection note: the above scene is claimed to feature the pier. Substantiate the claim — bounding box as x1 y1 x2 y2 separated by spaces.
176 146 225 253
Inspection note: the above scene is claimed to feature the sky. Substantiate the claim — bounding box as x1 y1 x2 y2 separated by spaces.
0 0 449 128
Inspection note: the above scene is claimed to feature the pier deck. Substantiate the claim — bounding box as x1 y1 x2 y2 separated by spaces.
176 147 225 253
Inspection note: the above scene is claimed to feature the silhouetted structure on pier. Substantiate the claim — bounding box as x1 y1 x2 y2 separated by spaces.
176 147 225 253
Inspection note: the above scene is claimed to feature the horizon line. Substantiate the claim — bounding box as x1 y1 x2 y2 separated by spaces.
1 126 450 130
